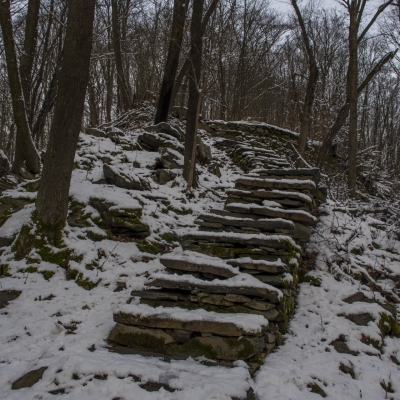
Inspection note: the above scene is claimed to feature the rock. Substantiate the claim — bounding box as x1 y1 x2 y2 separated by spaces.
105 127 124 136
12 366 48 390
254 168 321 184
109 323 176 350
138 132 184 152
172 106 187 119
345 313 374 326
159 148 184 169
208 162 222 178
153 169 177 185
144 122 184 142
0 290 21 309
235 177 316 193
85 127 107 138
331 337 359 356
0 150 11 177
146 275 282 303
114 309 268 337
159 256 237 278
196 136 212 165
227 259 289 274
103 164 151 191
131 290 187 302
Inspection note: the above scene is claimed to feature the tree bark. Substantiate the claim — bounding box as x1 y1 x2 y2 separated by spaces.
154 0 188 124
183 0 205 188
112 0 131 112
169 0 220 111
36 0 96 230
0 0 41 175
291 0 319 158
19 0 41 124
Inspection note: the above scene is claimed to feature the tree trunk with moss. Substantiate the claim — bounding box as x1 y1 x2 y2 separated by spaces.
36 0 96 233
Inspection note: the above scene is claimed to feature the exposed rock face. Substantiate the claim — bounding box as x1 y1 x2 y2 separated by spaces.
138 132 184 153
159 148 184 169
152 169 177 185
103 164 151 191
144 122 184 142
85 127 108 138
12 366 48 390
196 136 213 165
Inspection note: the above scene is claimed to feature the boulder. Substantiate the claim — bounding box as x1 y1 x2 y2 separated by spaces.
85 127 107 138
0 150 11 177
208 162 222 178
159 148 184 169
103 164 150 191
196 136 212 165
144 122 184 142
138 132 184 152
153 169 177 185
12 366 48 390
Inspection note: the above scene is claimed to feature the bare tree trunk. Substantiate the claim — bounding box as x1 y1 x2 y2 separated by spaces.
0 0 41 175
36 0 96 232
291 0 319 158
19 0 41 124
154 0 188 124
169 0 220 111
183 0 205 188
112 0 131 112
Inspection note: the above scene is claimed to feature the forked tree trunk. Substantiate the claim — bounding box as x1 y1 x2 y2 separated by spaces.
183 0 204 188
0 0 41 175
36 0 96 231
154 0 188 124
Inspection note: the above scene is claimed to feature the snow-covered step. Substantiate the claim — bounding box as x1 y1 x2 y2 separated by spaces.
249 168 321 184
113 304 269 337
194 212 295 234
181 231 301 263
227 258 291 274
226 202 318 228
146 272 283 303
235 177 317 193
226 188 314 210
159 254 238 278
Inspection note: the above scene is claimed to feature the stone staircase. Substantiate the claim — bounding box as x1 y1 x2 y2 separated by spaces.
107 132 326 376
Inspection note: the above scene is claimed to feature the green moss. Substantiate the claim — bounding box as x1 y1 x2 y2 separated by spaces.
162 205 192 215
350 247 363 256
160 232 178 243
19 266 38 273
307 383 327 398
339 363 355 379
86 229 108 242
372 242 381 249
361 335 382 351
113 330 169 352
0 264 10 277
41 270 55 280
167 338 216 359
379 313 400 337
66 268 97 290
136 240 160 255
301 273 321 287
67 200 92 228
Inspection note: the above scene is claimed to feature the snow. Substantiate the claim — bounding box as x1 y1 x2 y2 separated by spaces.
0 204 34 241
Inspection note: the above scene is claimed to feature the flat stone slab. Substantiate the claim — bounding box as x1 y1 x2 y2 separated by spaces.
194 213 294 232
227 258 290 274
145 272 283 303
251 168 321 184
236 177 316 192
12 366 48 390
226 203 317 227
160 255 238 278
114 304 269 336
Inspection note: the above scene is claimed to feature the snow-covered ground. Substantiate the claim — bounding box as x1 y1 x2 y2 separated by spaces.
0 127 399 399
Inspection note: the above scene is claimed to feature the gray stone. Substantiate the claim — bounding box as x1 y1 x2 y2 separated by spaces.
85 127 107 138
196 136 212 165
146 275 281 303
160 256 237 278
138 132 184 152
103 164 151 191
0 150 11 177
153 169 177 185
144 122 184 142
0 290 21 309
130 290 187 302
254 168 321 184
235 177 316 193
114 311 265 337
12 366 48 390
208 162 222 178
159 148 184 169
331 337 359 356
345 313 374 326
109 323 176 349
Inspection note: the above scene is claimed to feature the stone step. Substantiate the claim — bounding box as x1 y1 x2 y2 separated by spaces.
235 177 317 194
146 272 283 303
225 203 317 228
227 258 290 274
249 168 321 184
159 254 238 278
181 231 301 263
113 304 269 337
194 212 295 233
226 188 314 210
